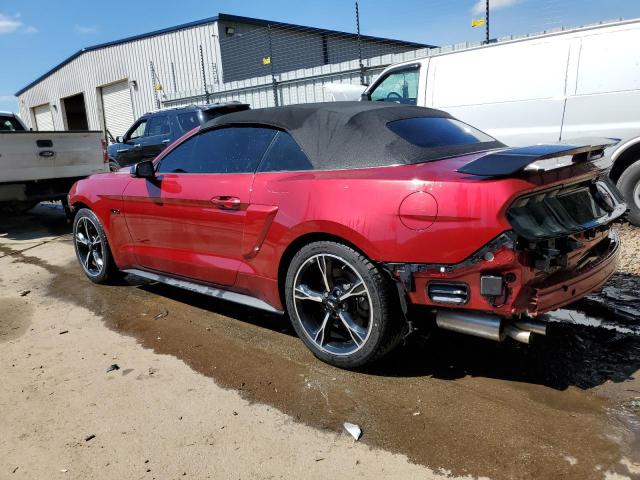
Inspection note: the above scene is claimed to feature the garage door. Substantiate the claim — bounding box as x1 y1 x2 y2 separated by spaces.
33 104 54 131
101 81 135 139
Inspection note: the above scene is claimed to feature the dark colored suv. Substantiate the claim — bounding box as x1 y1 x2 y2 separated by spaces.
107 102 250 170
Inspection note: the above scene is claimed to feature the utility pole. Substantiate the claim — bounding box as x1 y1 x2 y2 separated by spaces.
485 0 490 44
355 0 365 86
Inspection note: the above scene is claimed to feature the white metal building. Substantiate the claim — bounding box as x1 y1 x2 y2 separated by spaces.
16 13 429 137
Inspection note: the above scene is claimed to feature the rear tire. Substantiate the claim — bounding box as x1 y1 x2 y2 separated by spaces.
285 241 403 369
617 159 640 226
73 208 120 284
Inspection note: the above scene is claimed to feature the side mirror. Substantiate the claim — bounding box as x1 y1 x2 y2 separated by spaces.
116 135 124 143
360 92 371 101
130 160 156 179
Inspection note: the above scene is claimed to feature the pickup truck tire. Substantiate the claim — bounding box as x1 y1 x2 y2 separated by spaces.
616 158 640 226
73 208 120 283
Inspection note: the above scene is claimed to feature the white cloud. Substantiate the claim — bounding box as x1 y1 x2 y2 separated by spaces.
0 13 23 34
75 24 98 34
24 25 38 34
471 0 519 16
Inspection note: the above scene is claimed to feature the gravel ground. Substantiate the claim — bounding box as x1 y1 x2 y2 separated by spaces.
616 221 640 275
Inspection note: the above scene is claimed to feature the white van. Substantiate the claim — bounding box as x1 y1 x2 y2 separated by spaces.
361 19 640 225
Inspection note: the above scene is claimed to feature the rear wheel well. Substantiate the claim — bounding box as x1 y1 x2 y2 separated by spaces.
611 142 640 182
277 233 369 309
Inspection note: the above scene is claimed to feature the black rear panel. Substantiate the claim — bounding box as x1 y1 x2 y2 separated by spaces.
507 177 626 240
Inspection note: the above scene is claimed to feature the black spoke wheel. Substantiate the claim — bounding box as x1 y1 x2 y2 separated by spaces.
285 241 403 368
73 208 119 284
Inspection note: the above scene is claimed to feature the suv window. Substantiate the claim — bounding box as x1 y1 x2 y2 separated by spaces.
387 117 495 147
128 120 147 140
157 127 277 174
259 131 313 172
370 67 420 105
146 115 170 137
177 112 200 133
0 116 25 131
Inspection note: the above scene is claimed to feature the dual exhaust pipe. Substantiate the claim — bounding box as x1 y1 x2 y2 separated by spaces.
435 310 547 344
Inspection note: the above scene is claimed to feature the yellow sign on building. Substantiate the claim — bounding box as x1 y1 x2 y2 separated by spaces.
262 56 271 65
471 18 485 28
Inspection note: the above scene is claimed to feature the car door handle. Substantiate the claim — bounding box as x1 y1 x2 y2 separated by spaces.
211 196 241 210
161 139 171 144
133 144 142 149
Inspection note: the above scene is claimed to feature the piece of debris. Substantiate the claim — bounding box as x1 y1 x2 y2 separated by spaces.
60 469 68 473
413 411 421 416
84 434 96 442
153 309 168 320
315 457 325 462
19 290 31 297
12 466 18 474
631 399 640 408
343 422 362 441
106 364 120 373
59 330 69 335
232 411 238 416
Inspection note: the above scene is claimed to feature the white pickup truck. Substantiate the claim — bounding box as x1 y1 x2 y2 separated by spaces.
0 112 107 212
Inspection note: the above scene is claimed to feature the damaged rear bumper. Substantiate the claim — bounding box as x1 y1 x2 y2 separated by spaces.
386 228 621 319
519 229 620 314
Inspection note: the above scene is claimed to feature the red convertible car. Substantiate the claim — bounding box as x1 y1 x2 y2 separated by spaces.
69 102 625 368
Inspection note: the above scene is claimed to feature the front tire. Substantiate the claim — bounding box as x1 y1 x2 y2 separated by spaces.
617 158 640 226
73 208 119 284
285 241 403 368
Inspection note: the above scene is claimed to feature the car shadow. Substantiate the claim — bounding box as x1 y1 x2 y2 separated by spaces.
135 273 640 392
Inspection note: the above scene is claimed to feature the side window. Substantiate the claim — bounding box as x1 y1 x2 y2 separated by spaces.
128 120 147 140
259 132 313 172
145 115 170 137
156 136 199 173
193 127 277 174
177 112 200 133
370 67 420 105
0 116 24 131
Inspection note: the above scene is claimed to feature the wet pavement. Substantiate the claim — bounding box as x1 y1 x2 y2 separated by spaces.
2 204 640 479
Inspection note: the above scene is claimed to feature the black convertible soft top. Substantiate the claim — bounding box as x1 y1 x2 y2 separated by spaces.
203 102 504 170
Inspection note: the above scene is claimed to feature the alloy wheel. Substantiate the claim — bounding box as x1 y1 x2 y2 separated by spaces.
75 217 105 277
292 254 373 356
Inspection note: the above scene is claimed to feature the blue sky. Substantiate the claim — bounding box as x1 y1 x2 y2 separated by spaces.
1 0 639 112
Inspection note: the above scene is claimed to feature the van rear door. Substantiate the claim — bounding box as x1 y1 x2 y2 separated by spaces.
561 25 640 142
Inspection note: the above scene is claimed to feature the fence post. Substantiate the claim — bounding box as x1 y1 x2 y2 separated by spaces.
149 61 161 110
355 0 365 86
199 45 211 103
267 24 279 107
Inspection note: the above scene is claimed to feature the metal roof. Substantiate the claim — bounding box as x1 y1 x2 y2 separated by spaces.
15 13 432 96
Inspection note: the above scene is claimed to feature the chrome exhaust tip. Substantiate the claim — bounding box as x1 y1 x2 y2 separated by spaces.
504 324 531 344
435 310 548 343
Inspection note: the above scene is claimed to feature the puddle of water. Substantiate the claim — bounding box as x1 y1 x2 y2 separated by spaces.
547 309 640 336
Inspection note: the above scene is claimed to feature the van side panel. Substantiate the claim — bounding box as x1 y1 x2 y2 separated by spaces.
562 26 640 142
426 39 570 146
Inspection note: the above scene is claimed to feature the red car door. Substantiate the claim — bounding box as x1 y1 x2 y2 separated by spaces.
122 126 278 286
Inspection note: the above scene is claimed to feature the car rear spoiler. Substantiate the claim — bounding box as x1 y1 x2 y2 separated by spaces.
457 138 619 177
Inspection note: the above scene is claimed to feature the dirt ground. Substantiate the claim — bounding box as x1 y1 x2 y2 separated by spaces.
1 204 639 480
